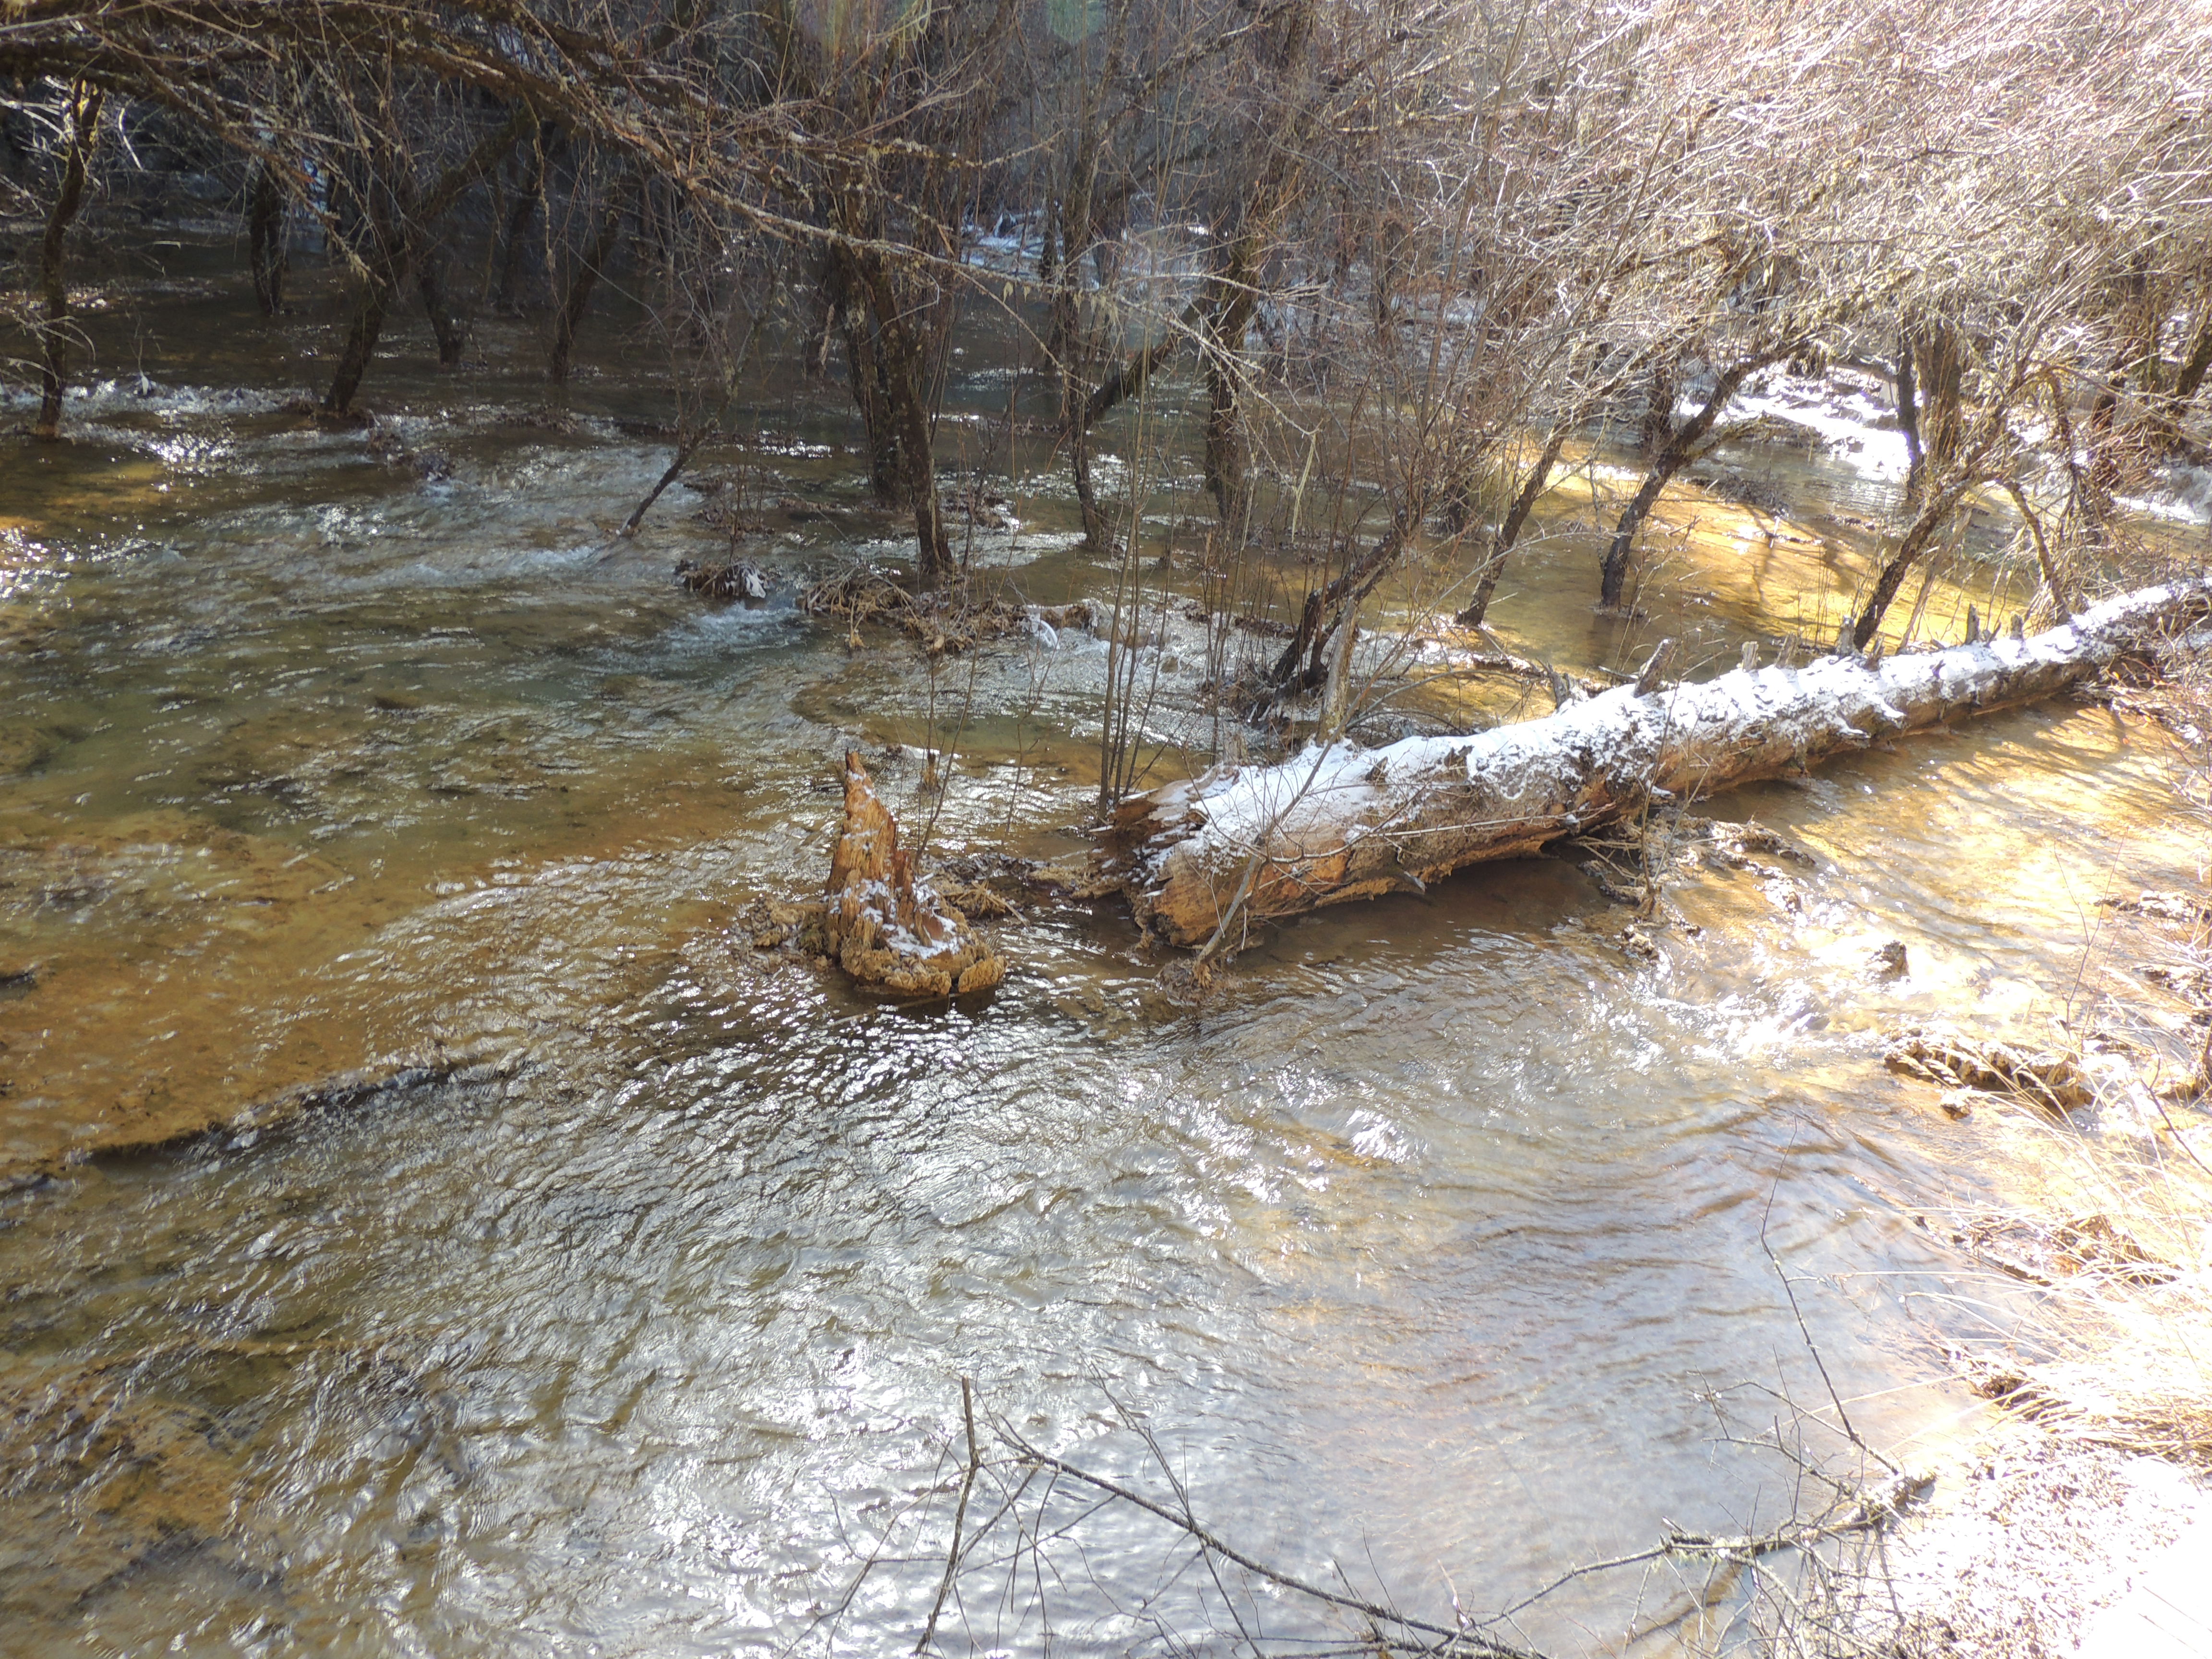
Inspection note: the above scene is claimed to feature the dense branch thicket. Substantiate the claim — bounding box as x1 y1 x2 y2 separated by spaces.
3 0 2210 716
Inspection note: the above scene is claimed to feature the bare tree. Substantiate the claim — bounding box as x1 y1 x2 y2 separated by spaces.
30 81 104 441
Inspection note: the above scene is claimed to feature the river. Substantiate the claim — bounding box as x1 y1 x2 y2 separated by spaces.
2 238 2206 1655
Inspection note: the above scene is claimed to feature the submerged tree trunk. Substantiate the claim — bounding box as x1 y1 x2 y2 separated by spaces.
324 272 397 416
1046 168 1117 553
2149 297 2212 454
2087 351 2129 493
1067 407 1111 552
1063 296 1203 552
1913 322 1964 478
1102 580 2211 949
549 174 632 386
2173 304 2212 411
417 241 467 366
1262 401 1593 703
1201 244 1264 536
1847 477 1977 649
33 83 104 443
324 104 533 415
1194 0 1314 541
888 336 950 580
1640 360 1676 455
1263 504 1423 700
820 249 911 509
803 248 841 381
837 243 951 580
1455 426 1570 629
1894 328 1924 500
1082 301 1199 430
1598 353 1779 610
1203 343 1253 532
492 122 555 313
247 160 288 316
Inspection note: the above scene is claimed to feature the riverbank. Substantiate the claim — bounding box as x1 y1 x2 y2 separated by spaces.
1816 626 2212 1658
1857 1432 2210 1656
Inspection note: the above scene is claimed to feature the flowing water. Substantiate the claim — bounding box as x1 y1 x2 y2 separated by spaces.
2 246 2209 1656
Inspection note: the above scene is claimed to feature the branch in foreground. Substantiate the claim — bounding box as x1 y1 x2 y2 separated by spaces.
986 1415 1929 1659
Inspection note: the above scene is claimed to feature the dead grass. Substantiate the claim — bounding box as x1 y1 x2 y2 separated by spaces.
1936 1115 2212 1464
1884 1029 2095 1114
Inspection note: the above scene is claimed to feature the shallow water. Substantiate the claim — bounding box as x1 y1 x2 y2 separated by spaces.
2 244 2208 1655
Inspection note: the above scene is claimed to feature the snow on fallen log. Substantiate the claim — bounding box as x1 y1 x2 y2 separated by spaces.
1101 579 2212 950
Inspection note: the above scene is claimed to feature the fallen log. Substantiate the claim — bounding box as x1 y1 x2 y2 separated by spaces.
1102 579 2212 950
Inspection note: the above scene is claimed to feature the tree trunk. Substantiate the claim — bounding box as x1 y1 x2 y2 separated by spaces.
1599 354 1776 609
1455 427 1569 629
247 160 287 316
1101 580 2212 949
1848 478 1975 649
492 124 555 313
1893 328 1923 500
549 175 632 386
418 242 467 366
33 84 103 443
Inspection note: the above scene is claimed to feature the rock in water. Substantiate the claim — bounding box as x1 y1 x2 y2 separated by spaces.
825 752 1005 998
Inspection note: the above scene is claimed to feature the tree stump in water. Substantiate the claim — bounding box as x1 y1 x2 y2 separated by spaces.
1100 579 2212 950
825 752 1005 997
